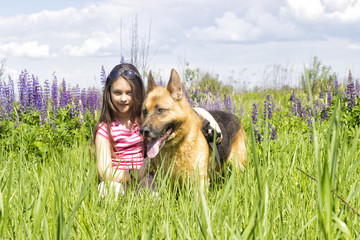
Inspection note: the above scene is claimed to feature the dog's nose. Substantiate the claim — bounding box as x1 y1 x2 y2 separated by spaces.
140 125 150 137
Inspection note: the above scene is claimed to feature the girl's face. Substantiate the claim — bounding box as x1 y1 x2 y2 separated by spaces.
110 77 132 118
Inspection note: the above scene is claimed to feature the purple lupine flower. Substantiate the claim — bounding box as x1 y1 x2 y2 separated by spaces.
199 98 205 109
51 76 58 119
224 94 232 112
239 102 243 118
334 75 339 95
59 79 67 109
270 126 277 142
40 88 47 125
319 89 324 99
215 93 221 110
18 71 29 113
71 85 80 118
346 70 356 111
314 99 319 116
297 97 306 120
100 65 106 87
321 108 329 121
80 88 87 115
193 88 199 99
327 91 332 107
307 107 313 139
0 80 5 121
290 90 296 102
33 76 43 112
252 101 258 126
6 77 15 120
157 79 164 87
264 94 272 121
252 101 261 143
27 74 34 109
290 91 297 116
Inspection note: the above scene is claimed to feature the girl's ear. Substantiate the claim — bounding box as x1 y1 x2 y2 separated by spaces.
147 71 156 93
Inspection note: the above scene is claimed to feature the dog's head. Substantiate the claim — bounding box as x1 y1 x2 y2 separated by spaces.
140 69 188 158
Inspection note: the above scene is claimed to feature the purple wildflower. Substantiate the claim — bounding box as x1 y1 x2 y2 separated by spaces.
194 89 199 99
71 85 80 118
321 108 329 121
239 102 243 118
319 89 324 99
346 70 356 111
215 93 221 110
307 107 313 139
290 91 297 116
18 71 29 113
80 88 87 115
297 97 306 120
52 76 58 119
224 94 233 112
6 77 15 120
252 101 261 143
100 65 106 87
40 89 47 125
0 80 5 121
264 94 272 121
327 91 332 107
252 101 258 126
59 79 67 109
334 75 339 95
270 126 277 142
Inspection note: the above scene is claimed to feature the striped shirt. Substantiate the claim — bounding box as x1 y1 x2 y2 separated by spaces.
96 119 144 171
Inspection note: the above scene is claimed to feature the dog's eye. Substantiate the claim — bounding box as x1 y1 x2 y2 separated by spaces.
157 108 166 114
142 109 148 118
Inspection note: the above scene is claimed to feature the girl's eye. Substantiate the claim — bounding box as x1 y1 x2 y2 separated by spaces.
127 91 132 95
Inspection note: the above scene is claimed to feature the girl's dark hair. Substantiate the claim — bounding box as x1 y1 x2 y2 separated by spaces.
92 63 145 155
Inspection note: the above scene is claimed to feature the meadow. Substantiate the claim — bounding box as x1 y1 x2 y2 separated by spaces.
0 63 360 239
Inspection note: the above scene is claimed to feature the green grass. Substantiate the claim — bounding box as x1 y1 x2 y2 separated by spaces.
1 112 360 239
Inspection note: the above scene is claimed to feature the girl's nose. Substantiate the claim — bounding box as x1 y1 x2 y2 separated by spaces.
120 93 127 101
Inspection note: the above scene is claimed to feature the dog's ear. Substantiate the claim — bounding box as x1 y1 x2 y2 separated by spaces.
147 71 156 93
167 69 183 100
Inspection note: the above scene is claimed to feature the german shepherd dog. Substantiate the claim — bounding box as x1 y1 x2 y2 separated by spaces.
139 69 246 190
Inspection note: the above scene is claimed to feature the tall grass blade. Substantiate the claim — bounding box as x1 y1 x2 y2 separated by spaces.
1 153 14 235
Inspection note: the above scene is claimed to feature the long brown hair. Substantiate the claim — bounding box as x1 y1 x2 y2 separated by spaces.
92 63 145 155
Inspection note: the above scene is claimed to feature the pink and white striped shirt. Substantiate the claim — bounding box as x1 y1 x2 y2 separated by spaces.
96 119 144 171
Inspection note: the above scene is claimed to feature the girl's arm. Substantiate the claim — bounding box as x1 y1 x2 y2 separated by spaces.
95 134 130 182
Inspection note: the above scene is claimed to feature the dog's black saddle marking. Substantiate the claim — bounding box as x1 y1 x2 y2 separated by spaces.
201 119 222 167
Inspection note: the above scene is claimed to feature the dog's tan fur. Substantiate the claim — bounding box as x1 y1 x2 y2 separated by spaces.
139 69 246 189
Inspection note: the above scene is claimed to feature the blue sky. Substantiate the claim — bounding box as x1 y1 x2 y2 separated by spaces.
1 0 360 89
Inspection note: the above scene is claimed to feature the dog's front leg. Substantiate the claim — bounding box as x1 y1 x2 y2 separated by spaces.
138 157 151 180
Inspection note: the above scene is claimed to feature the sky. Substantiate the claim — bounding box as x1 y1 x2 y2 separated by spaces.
1 0 360 89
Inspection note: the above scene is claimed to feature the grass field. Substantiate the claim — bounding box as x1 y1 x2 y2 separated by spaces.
1 97 360 239
1 68 360 239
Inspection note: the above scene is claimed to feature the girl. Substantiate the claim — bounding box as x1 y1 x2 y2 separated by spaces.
94 63 146 198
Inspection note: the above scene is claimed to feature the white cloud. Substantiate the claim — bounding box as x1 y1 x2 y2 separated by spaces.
188 11 261 42
348 43 360 50
61 32 114 57
0 41 50 58
284 0 360 23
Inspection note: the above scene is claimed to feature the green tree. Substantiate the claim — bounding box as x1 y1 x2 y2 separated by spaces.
301 56 336 94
